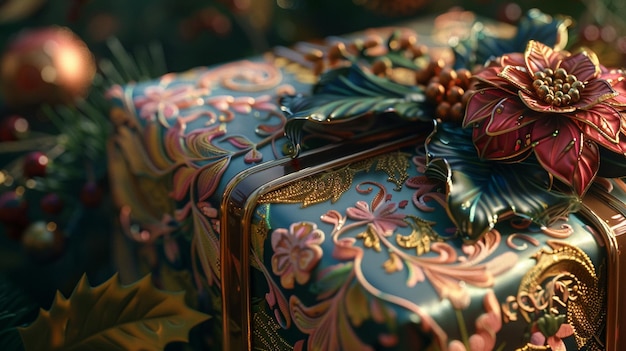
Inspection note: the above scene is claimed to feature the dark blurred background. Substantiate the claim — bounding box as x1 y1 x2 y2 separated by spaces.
0 0 625 335
3 0 623 74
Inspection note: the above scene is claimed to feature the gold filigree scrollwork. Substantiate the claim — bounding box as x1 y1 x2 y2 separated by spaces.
258 152 411 207
395 215 437 256
508 241 605 350
257 164 366 207
357 224 382 252
374 151 410 191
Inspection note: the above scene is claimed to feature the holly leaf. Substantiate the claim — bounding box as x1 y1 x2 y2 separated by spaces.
425 123 580 242
18 274 209 351
282 65 427 122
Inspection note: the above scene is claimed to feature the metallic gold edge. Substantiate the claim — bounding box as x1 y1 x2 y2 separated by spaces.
234 136 416 350
219 120 426 350
579 188 625 351
220 156 287 351
219 133 371 350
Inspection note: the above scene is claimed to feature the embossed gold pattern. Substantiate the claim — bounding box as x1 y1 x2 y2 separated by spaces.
356 225 382 252
252 308 294 351
515 344 551 351
395 215 437 256
258 152 410 207
508 241 605 350
374 151 411 190
257 164 367 207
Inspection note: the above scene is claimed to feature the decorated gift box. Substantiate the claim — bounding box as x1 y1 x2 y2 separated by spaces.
104 9 626 351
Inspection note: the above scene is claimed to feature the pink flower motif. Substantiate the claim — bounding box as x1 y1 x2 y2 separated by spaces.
346 199 407 236
271 222 325 289
530 317 575 351
448 290 502 351
134 84 203 120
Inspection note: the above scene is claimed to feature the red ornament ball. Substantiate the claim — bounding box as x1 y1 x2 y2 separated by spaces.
22 151 48 178
0 115 29 141
40 192 64 214
0 26 96 107
0 190 29 226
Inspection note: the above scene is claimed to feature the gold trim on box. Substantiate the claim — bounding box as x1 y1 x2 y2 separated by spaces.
219 125 422 350
579 183 626 351
219 123 624 350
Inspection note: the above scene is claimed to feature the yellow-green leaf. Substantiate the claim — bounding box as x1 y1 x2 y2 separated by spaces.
18 273 210 351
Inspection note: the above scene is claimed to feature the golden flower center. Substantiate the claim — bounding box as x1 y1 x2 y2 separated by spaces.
532 67 584 107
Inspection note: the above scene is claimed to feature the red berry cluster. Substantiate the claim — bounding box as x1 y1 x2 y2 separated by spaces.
280 31 478 123
417 59 475 123
0 114 105 261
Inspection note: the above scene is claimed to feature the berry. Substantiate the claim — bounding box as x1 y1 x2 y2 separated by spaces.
436 101 451 119
438 67 458 87
23 151 48 178
446 86 465 104
0 115 29 142
425 82 446 103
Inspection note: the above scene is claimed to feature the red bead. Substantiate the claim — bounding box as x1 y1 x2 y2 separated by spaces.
455 68 472 88
22 151 48 178
446 86 465 104
425 82 446 103
449 102 465 123
436 101 451 119
438 67 458 88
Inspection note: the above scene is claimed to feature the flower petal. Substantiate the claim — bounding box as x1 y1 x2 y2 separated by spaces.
484 97 539 135
500 52 526 67
555 323 575 338
532 118 599 195
472 66 521 95
559 50 601 83
473 120 533 160
498 65 533 95
605 93 626 108
580 123 624 154
463 89 510 127
600 70 626 107
574 140 600 196
524 40 563 75
568 103 621 145
574 79 617 109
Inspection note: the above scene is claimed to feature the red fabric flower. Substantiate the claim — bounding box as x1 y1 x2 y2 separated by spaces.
463 40 626 195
